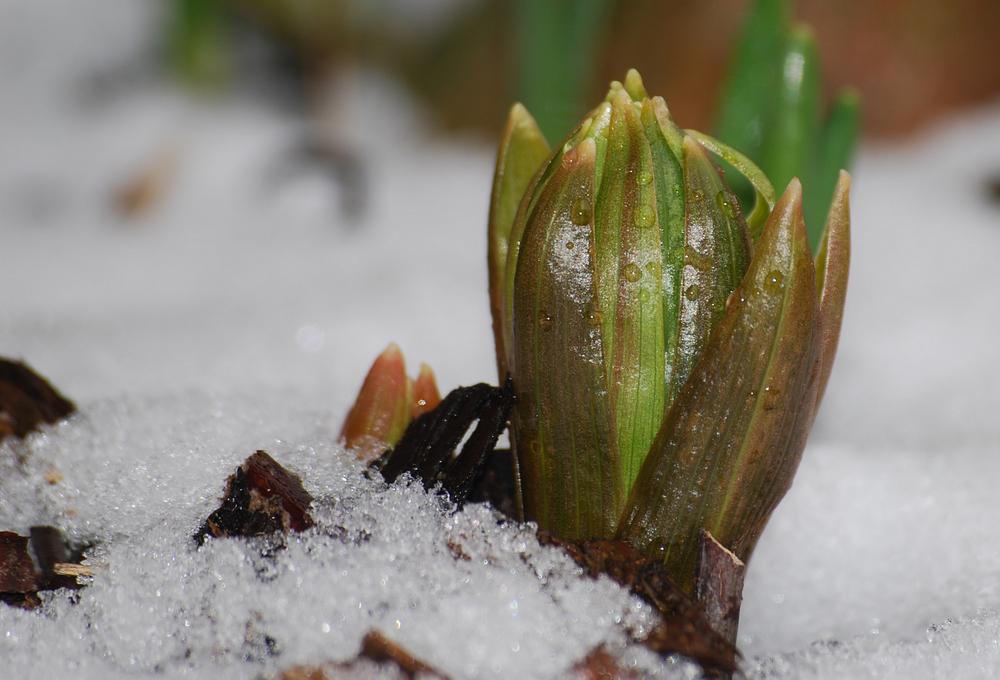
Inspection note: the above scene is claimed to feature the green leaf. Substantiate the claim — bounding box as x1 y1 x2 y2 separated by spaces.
714 0 789 212
489 104 551 379
759 25 823 214
813 170 851 414
804 89 861 249
512 0 614 144
715 0 789 158
605 93 666 493
617 180 820 592
685 130 776 241
511 138 624 540
673 135 754 412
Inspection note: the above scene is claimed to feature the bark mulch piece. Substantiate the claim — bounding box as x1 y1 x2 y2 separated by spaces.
372 377 515 508
272 630 451 680
538 531 739 676
195 450 315 545
1 526 89 609
0 358 75 443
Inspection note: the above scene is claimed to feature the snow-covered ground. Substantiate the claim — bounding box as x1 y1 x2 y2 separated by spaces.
4 2 1000 678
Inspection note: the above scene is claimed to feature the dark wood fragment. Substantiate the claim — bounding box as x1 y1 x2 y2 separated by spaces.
30 525 85 590
375 377 515 508
195 451 315 545
2 526 88 609
694 529 745 654
538 531 738 676
0 358 75 442
0 532 37 595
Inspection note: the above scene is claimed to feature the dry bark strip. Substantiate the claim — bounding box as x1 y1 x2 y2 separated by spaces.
538 531 739 676
0 358 75 443
196 451 315 544
373 378 515 508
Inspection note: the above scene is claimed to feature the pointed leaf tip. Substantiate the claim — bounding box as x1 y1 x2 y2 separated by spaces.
489 104 551 381
340 343 411 463
813 170 851 414
624 69 648 101
412 363 442 419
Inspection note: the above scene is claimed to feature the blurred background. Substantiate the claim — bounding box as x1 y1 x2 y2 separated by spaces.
164 0 1000 145
158 0 1000 138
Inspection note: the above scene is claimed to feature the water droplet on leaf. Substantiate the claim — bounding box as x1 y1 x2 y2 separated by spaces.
684 284 700 301
763 269 784 295
538 310 552 331
634 204 656 229
716 191 737 219
623 263 642 281
571 197 592 225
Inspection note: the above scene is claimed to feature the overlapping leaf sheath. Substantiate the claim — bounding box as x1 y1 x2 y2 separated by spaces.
617 179 840 591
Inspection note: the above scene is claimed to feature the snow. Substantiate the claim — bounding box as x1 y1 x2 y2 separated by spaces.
4 1 1000 678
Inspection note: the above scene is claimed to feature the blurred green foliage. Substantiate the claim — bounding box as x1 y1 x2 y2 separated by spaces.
512 0 614 146
716 0 860 252
168 0 233 89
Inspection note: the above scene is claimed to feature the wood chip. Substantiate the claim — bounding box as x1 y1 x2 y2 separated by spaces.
0 358 75 443
195 450 315 544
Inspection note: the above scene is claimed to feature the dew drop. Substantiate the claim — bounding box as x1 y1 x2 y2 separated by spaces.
623 263 642 282
585 309 603 326
571 197 592 225
716 191 737 219
763 269 785 295
638 289 651 302
530 440 542 455
538 310 552 331
691 188 705 202
637 169 653 186
684 284 700 301
565 241 574 250
634 204 656 229
684 249 711 271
